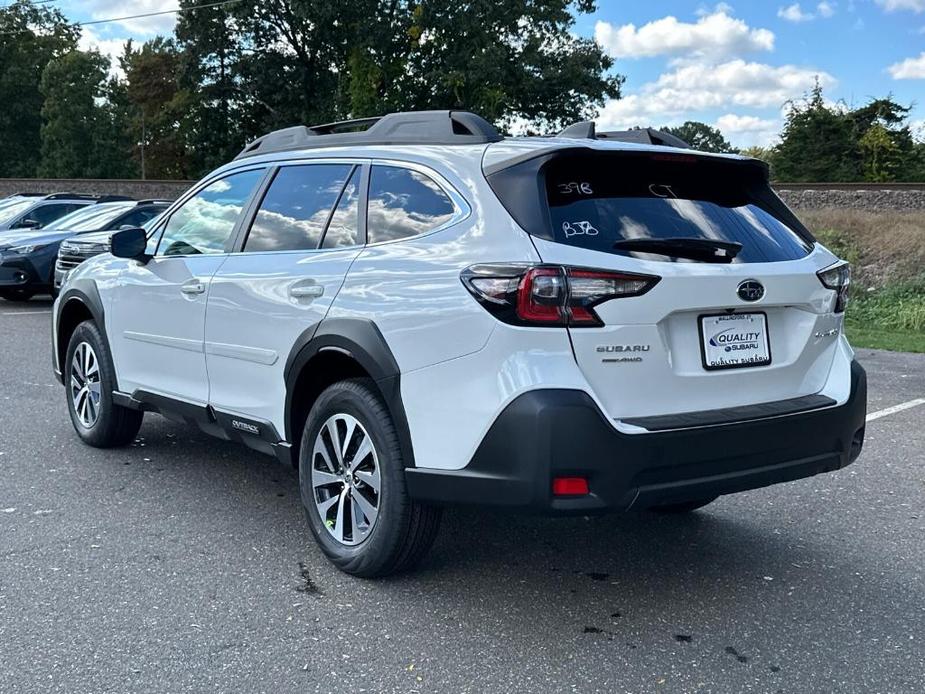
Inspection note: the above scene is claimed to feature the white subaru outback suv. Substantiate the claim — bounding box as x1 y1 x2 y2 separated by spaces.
53 111 866 577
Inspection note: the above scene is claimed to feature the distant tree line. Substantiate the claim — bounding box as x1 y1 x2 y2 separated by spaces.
1 1 923 182
0 0 621 179
661 85 925 182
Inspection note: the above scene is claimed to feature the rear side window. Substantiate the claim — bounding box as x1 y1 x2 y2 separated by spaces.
367 166 455 244
543 153 812 263
244 164 353 252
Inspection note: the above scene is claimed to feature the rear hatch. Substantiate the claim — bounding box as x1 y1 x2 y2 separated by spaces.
486 147 843 424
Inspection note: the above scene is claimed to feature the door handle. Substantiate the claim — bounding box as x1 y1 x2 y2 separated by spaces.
289 284 324 299
181 279 206 295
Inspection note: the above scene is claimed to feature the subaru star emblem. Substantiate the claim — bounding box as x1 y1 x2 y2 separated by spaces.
737 280 765 302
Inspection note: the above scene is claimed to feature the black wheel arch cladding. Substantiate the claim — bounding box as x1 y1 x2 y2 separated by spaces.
55 280 108 385
284 318 416 467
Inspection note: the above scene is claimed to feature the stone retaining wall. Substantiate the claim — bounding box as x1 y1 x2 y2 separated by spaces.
2 178 924 211
777 189 925 211
0 178 193 201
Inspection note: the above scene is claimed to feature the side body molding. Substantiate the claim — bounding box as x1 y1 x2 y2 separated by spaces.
284 318 416 467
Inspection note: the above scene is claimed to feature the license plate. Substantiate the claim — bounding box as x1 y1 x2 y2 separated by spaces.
699 312 771 370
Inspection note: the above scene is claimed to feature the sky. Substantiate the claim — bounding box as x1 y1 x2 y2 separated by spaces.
59 0 925 148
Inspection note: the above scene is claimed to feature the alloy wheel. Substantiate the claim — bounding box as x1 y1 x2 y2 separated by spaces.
311 413 381 546
70 342 102 428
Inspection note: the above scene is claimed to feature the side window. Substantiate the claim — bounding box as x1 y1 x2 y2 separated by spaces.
158 169 263 257
321 167 361 249
366 166 456 244
244 164 352 252
26 203 83 228
112 208 160 229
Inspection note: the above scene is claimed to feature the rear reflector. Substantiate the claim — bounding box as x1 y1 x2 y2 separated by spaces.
552 477 589 496
461 263 660 327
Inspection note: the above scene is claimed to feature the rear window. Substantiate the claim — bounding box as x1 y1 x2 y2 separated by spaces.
489 151 813 264
545 154 812 263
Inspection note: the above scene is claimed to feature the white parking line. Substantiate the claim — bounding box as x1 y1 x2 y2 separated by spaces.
0 310 52 316
866 398 925 423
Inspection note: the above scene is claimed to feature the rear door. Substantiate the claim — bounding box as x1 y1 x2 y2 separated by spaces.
204 161 365 434
492 149 842 421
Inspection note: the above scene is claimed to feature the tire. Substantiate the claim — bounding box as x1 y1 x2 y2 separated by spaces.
648 497 718 514
64 320 143 447
298 378 441 578
0 288 35 302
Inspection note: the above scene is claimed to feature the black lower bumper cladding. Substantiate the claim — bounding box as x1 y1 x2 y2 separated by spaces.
0 258 39 287
405 361 867 514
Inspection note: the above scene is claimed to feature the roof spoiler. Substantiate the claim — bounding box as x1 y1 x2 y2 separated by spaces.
236 110 503 160
556 121 691 149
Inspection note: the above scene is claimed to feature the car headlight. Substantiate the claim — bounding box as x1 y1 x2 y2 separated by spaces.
8 243 49 255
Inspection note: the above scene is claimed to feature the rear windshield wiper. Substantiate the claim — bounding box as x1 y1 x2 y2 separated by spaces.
613 237 743 263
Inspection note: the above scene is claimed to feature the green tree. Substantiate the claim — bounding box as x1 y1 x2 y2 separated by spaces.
773 83 861 182
123 38 190 179
38 50 128 178
850 97 918 182
0 1 78 176
174 0 623 176
175 1 246 174
661 121 736 153
859 123 902 182
380 0 622 131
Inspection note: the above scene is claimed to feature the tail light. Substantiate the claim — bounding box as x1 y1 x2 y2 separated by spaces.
460 264 659 327
817 262 850 313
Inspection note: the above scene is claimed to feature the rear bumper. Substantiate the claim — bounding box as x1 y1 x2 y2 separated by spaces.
405 360 867 514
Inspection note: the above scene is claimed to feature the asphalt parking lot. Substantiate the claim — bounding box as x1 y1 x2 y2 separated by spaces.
1 299 923 694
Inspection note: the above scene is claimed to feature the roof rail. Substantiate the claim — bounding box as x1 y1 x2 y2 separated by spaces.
556 121 690 149
135 199 175 206
236 110 503 160
40 193 134 202
96 195 135 203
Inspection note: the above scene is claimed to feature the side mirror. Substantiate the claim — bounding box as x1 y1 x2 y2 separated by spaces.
110 227 150 263
16 218 40 229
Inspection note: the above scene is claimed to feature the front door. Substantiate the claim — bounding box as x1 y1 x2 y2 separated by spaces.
108 168 266 404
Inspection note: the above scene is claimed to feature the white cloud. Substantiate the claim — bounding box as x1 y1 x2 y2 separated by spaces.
817 1 837 17
83 0 177 36
594 9 774 60
597 59 836 129
716 113 779 132
778 4 814 21
911 119 925 141
875 0 925 11
78 25 130 77
887 51 925 78
778 2 836 21
717 114 782 147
